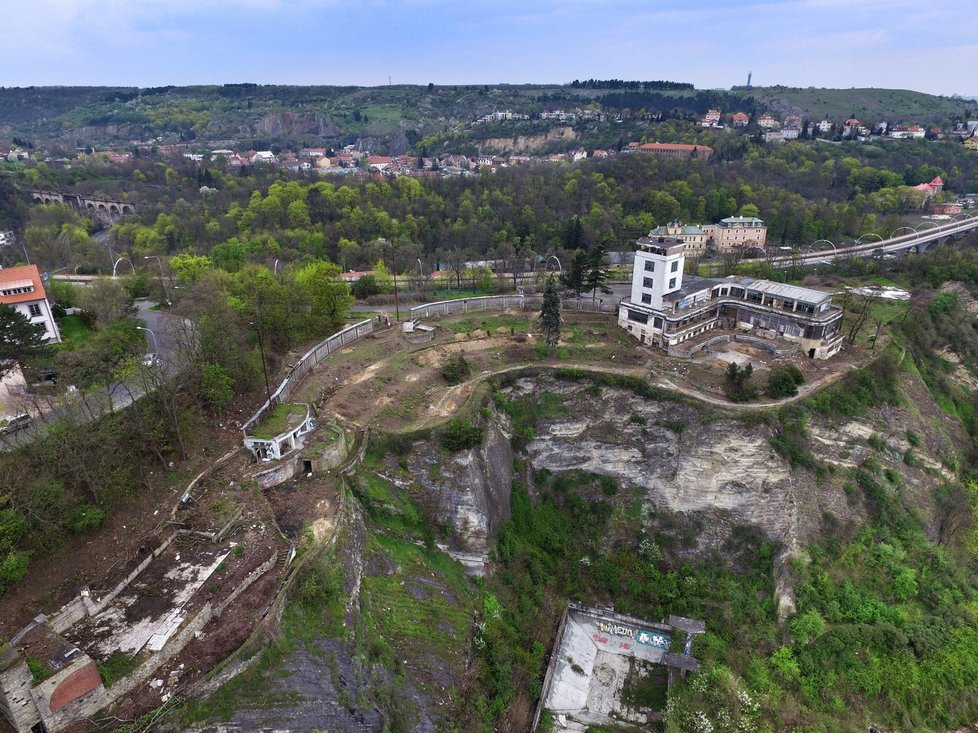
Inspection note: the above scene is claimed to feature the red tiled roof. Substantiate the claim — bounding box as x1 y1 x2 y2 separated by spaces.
930 176 944 186
0 264 47 305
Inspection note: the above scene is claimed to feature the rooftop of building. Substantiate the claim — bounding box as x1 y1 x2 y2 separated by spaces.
663 274 719 302
650 222 707 235
0 264 46 305
636 234 687 255
718 216 765 226
735 277 834 305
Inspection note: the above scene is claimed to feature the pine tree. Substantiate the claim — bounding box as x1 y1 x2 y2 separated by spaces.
0 304 47 379
560 249 587 297
539 275 561 350
584 244 612 301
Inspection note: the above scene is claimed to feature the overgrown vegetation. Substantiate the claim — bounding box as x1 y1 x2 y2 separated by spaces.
439 352 471 385
468 467 777 732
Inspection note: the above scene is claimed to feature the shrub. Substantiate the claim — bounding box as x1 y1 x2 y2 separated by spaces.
868 434 887 451
437 418 484 452
906 429 922 448
440 352 472 385
0 550 30 587
628 413 646 425
766 364 806 398
64 504 105 534
903 448 918 467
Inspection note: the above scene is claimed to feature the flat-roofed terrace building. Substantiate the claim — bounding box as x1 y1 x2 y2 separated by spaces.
620 233 843 359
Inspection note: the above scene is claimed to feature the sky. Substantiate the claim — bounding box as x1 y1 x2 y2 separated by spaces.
2 0 974 96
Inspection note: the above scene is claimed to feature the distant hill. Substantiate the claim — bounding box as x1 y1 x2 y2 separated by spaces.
0 83 973 153
736 86 976 124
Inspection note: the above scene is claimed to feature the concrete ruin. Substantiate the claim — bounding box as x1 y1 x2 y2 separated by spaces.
0 450 284 733
535 603 703 732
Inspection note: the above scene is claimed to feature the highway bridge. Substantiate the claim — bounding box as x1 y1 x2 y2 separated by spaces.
754 213 978 269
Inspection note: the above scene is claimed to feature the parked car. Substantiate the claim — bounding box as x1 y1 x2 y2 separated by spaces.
0 413 31 435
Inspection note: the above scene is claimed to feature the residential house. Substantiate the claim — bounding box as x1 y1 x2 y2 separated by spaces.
782 115 802 130
963 135 978 152
367 156 392 171
731 112 749 128
816 120 833 134
251 151 276 164
888 125 925 140
758 114 779 130
700 109 722 127
915 176 945 201
843 119 862 137
0 265 61 343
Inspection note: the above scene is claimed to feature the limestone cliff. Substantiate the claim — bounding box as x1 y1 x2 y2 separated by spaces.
408 417 513 558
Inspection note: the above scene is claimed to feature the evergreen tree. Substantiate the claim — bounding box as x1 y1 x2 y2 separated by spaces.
584 244 612 301
560 249 588 297
539 275 561 349
0 304 47 379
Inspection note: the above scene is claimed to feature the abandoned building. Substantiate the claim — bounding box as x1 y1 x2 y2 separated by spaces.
619 234 844 359
534 603 704 731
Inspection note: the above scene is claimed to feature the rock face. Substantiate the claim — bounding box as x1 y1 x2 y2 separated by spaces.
410 418 513 557
479 126 577 153
505 376 851 553
251 112 342 138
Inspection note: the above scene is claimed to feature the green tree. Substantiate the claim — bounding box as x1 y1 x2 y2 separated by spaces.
539 275 561 349
292 260 353 337
0 304 48 379
584 245 612 301
724 361 757 402
560 250 588 297
199 362 234 417
78 279 133 329
170 253 213 286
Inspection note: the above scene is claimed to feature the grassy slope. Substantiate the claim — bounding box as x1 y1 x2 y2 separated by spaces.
741 86 974 122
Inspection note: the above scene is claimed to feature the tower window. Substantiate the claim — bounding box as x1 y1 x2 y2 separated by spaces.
644 261 655 272
671 261 679 272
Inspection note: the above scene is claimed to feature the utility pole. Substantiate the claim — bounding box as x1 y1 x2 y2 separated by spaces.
252 319 272 405
390 240 400 322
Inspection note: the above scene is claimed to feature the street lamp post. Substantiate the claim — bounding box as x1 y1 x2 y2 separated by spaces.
143 255 171 305
136 326 159 353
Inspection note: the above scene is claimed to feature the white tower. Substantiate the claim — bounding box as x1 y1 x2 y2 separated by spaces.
630 235 686 311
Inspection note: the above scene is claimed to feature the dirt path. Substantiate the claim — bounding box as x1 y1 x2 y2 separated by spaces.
427 359 856 419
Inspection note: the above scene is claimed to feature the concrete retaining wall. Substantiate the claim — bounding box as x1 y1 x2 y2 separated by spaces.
215 552 279 617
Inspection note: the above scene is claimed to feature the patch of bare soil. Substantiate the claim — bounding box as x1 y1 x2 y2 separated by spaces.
265 473 343 541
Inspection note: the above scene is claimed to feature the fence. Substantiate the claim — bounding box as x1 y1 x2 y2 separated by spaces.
408 294 621 319
242 319 373 436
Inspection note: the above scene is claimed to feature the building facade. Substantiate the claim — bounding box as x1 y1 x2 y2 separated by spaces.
634 143 713 161
619 235 844 359
0 265 61 343
705 216 767 252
